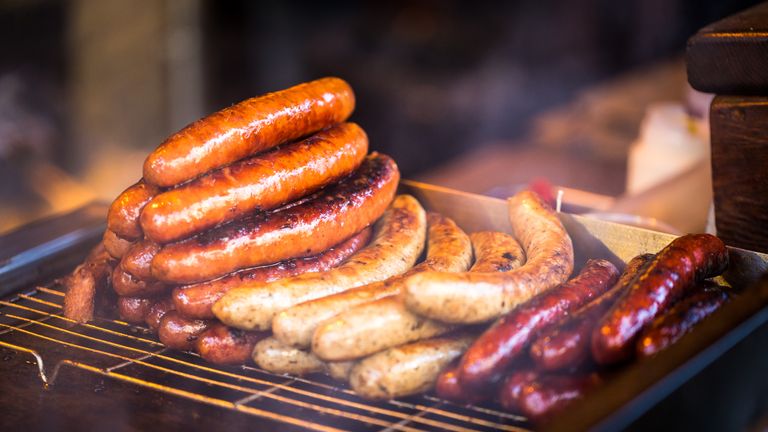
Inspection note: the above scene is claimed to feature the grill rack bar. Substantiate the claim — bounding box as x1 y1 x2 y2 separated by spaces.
0 286 529 431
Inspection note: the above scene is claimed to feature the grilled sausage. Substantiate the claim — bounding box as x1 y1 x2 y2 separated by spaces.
274 212 471 349
498 370 601 421
117 296 155 324
403 190 574 324
141 122 369 243
327 361 356 382
63 243 113 323
145 297 175 331
637 283 729 357
252 337 328 375
196 323 268 365
213 194 426 331
172 228 372 319
311 226 517 360
349 333 475 400
103 229 133 260
143 77 355 187
107 180 160 240
157 311 213 351
152 153 400 284
120 239 161 280
111 264 168 297
592 234 728 365
459 259 619 388
435 365 490 404
530 254 654 371
468 231 525 273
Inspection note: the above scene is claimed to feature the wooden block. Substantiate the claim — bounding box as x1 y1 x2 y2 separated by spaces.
710 95 768 253
686 2 768 94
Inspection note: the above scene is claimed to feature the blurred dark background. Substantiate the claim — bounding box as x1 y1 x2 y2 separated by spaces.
0 0 760 233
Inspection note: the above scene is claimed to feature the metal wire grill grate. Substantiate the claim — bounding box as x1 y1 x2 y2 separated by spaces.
0 285 530 432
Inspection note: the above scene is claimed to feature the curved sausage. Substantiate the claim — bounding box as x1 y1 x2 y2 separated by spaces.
592 234 728 365
152 153 400 284
141 122 369 243
311 227 520 361
468 231 525 273
435 365 490 404
63 243 113 323
120 239 161 280
145 297 175 331
107 180 160 240
252 337 328 376
111 264 168 297
498 370 601 421
213 193 425 331
172 228 371 319
403 190 574 324
117 296 155 324
459 259 619 388
327 360 356 382
196 323 268 365
157 311 213 351
103 229 133 259
349 333 475 400
143 77 355 187
273 212 471 349
637 284 728 357
530 254 653 371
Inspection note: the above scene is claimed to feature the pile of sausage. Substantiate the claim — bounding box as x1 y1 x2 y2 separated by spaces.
60 77 732 423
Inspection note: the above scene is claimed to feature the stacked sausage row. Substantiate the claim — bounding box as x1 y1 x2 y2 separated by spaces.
65 77 404 364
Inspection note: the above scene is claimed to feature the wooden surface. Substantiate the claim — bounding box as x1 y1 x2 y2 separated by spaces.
710 95 768 253
686 2 768 94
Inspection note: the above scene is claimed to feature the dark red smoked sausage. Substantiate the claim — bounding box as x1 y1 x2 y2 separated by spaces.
499 370 601 421
157 311 213 351
435 364 491 404
196 323 268 365
592 234 728 365
172 227 372 319
141 122 369 244
459 259 619 388
529 254 654 371
151 153 399 284
637 284 729 357
117 296 155 324
143 77 355 187
145 297 176 331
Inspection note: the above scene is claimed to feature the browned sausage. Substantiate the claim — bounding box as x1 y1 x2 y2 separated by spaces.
141 122 368 244
63 243 113 323
107 180 160 240
529 254 654 371
143 77 355 187
157 311 213 351
459 259 619 388
403 190 574 324
196 323 268 365
172 227 371 319
103 229 133 259
111 264 168 297
145 297 175 331
152 153 399 284
468 231 525 273
117 296 155 324
435 365 490 404
498 370 601 421
120 239 161 280
592 234 728 365
637 283 729 357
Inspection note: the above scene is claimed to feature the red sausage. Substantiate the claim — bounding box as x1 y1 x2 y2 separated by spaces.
117 296 155 324
172 227 372 319
111 264 169 297
435 364 490 404
499 370 601 421
196 323 269 365
107 180 160 240
592 234 728 365
145 297 176 331
459 259 619 388
141 122 368 244
120 239 161 280
637 284 729 357
529 254 654 371
157 311 213 351
151 153 399 284
103 229 133 260
143 77 355 187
